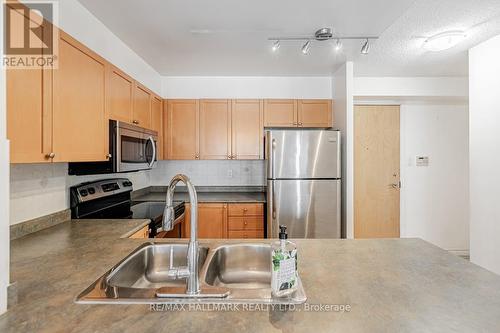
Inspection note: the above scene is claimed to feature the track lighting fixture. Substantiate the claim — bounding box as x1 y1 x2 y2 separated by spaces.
268 27 377 55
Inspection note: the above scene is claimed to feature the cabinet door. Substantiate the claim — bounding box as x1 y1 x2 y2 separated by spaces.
199 99 231 160
231 100 263 160
133 83 152 128
183 203 228 239
298 99 332 127
264 99 297 127
166 100 199 159
6 7 52 163
52 31 107 162
151 95 163 159
108 66 133 123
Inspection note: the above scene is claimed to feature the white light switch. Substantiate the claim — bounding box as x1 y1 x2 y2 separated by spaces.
416 156 429 167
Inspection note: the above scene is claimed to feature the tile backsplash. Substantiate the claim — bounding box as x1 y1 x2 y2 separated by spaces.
150 160 266 187
10 160 265 225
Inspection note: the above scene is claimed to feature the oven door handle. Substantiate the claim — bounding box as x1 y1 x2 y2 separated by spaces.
147 136 156 168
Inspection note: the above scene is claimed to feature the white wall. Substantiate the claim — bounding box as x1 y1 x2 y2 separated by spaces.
162 76 332 99
469 34 500 275
354 77 468 100
332 63 354 239
400 104 469 252
23 0 161 93
0 1 10 315
151 160 265 187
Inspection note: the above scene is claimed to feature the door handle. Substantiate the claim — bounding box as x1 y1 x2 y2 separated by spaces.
147 136 156 167
389 182 401 189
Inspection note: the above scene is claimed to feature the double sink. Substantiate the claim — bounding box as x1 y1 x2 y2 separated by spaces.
76 242 307 304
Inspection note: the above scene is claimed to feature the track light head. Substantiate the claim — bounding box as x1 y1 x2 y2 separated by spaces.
361 39 370 54
335 39 342 52
271 40 280 52
302 40 311 55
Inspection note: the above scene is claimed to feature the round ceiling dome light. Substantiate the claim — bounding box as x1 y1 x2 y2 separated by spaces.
423 31 466 52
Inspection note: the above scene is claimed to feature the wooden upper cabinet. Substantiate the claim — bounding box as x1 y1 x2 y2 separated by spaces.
199 99 231 160
151 95 163 160
52 32 107 162
298 99 332 127
133 83 152 128
107 66 134 123
166 100 199 159
231 99 263 160
264 99 297 127
6 7 52 163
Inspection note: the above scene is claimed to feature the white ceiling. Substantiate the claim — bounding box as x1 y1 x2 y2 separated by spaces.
77 0 500 77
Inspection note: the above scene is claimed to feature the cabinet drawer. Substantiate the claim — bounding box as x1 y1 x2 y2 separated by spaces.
228 217 264 231
228 230 264 239
228 203 264 217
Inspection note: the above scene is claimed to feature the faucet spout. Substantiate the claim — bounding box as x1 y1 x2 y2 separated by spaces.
162 174 200 295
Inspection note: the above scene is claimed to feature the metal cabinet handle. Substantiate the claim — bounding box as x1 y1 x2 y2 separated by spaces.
45 153 55 159
132 120 139 124
106 153 112 159
227 155 232 159
195 154 200 159
298 122 303 126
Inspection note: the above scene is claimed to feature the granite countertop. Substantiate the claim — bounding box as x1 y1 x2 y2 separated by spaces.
2 220 500 332
133 186 266 203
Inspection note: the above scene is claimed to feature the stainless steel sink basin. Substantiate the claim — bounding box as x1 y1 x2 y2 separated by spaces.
204 244 271 289
76 241 306 304
107 243 208 289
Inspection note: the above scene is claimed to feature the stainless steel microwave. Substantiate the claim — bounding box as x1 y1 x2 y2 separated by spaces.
69 120 158 175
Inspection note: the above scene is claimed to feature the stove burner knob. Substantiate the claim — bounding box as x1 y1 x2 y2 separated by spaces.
80 189 88 197
87 187 95 195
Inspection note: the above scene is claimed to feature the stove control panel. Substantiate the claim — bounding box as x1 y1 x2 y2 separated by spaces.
70 178 134 204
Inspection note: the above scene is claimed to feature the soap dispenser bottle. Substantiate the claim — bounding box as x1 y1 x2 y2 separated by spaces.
271 225 298 297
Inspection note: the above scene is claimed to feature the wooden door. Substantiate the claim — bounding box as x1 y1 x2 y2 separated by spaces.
133 83 151 128
52 31 107 162
264 99 297 127
6 7 52 163
166 100 199 159
183 203 228 239
231 99 263 160
199 99 231 160
107 66 133 123
298 99 332 127
354 105 400 238
151 96 163 159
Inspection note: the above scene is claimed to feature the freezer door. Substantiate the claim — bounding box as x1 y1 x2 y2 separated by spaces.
267 179 341 239
266 130 341 179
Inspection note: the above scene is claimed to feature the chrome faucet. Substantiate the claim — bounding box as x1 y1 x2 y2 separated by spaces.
162 174 200 295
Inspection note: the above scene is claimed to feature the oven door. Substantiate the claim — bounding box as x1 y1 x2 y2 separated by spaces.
116 122 158 173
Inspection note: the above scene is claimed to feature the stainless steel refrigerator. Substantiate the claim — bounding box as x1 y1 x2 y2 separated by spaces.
266 129 341 239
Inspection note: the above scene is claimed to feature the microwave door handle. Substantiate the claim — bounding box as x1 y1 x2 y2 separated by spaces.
147 136 156 168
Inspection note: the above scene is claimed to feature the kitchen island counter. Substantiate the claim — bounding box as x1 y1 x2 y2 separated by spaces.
2 219 500 332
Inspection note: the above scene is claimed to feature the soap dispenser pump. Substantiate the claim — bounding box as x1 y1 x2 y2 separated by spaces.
271 225 298 297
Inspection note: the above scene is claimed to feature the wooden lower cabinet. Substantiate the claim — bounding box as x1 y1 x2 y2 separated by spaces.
129 225 149 239
183 203 228 239
182 202 264 239
228 230 264 239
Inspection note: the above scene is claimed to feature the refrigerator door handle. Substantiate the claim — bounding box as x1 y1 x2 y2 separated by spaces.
271 183 276 220
271 138 276 179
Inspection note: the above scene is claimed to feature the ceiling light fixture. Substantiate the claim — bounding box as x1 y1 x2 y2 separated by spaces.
335 39 342 52
268 28 378 55
301 40 311 55
361 39 370 54
423 31 466 52
271 40 280 52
